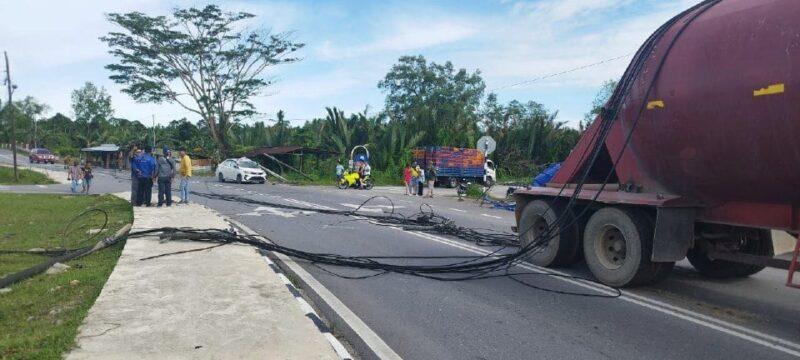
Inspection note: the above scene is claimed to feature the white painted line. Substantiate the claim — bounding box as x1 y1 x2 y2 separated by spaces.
406 231 800 357
296 297 316 315
481 214 503 219
448 208 466 213
36 185 46 188
277 273 292 285
283 198 337 211
340 204 383 213
324 332 354 360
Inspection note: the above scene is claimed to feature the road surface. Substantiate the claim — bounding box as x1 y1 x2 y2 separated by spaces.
2 149 799 360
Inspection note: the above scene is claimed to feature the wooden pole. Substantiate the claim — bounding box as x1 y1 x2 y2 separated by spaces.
4 51 17 182
262 153 312 180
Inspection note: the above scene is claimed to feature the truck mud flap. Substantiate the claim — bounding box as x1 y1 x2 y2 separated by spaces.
652 208 695 262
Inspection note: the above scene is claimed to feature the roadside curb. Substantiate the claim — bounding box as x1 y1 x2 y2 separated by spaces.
258 251 353 360
226 218 402 360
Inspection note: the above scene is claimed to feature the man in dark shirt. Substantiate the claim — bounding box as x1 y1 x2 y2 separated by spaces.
133 146 157 206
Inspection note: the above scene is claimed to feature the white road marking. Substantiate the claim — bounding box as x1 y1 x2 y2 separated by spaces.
481 214 503 219
340 203 384 213
36 185 46 188
283 198 337 211
449 208 466 213
406 231 800 358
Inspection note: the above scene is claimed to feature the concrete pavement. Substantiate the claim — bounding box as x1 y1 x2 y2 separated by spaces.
67 193 344 360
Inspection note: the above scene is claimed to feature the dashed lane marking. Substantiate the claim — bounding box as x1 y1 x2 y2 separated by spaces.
481 214 503 219
448 208 466 213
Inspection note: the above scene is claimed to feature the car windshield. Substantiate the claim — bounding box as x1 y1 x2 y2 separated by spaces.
39 150 51 154
239 160 259 169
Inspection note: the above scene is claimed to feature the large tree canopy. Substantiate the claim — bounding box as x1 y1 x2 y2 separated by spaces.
71 82 114 147
101 5 304 156
378 55 485 147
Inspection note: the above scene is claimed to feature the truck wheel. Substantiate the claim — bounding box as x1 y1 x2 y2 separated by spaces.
583 207 674 287
448 177 458 188
485 177 494 187
519 200 580 267
687 229 772 278
218 173 225 182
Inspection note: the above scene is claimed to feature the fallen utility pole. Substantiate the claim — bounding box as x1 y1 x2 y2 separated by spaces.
4 51 17 182
0 224 132 289
259 165 288 183
261 153 313 180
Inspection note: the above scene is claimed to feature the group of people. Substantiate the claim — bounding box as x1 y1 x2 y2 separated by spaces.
67 161 94 194
403 162 436 197
336 160 372 189
128 145 192 207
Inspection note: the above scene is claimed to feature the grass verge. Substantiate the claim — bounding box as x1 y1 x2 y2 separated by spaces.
0 166 56 185
0 193 133 359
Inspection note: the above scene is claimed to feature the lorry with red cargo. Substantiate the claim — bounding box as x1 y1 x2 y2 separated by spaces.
513 0 800 288
412 147 496 187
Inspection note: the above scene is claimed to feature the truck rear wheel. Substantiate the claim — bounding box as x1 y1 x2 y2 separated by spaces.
687 229 772 278
583 207 674 287
518 200 580 267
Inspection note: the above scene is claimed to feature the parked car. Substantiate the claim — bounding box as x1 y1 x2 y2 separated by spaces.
216 157 266 184
29 148 57 164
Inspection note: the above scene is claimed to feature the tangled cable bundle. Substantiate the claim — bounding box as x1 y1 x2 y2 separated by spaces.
191 191 521 248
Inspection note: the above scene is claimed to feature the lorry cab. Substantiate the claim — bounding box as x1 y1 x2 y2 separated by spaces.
484 160 496 185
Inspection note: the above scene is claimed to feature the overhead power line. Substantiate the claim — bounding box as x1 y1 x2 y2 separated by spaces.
490 52 635 92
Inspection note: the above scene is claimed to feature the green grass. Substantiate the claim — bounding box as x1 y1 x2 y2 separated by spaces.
0 167 56 185
0 193 133 359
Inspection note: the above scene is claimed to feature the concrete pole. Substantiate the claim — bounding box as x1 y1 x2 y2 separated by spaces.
4 51 17 182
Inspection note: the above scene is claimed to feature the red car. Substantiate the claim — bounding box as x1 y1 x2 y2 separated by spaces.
29 148 57 164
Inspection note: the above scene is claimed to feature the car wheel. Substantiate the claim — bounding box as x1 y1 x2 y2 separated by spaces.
218 173 225 182
236 174 243 184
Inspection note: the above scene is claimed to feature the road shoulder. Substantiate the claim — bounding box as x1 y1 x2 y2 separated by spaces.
67 193 342 359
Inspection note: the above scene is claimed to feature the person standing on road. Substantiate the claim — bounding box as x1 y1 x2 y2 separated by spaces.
426 164 436 198
178 150 192 204
409 162 419 195
417 166 425 196
68 161 82 193
81 163 94 194
155 150 175 207
335 160 344 185
129 145 140 204
133 146 156 207
403 164 411 195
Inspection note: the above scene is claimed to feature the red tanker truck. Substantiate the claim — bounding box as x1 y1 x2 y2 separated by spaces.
513 0 800 287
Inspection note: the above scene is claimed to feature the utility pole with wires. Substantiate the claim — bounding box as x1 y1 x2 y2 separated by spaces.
3 51 18 182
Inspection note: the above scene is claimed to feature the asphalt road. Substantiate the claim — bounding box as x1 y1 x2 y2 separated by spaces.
2 149 799 360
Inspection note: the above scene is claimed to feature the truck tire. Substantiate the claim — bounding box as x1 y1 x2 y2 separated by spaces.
518 200 580 267
218 173 225 182
687 229 772 278
583 207 674 287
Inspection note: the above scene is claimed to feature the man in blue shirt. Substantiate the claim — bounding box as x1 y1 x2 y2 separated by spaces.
133 146 157 206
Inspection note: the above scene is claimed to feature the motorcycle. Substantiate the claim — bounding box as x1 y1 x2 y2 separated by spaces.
338 170 374 190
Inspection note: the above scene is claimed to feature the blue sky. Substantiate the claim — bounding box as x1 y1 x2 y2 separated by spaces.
0 0 698 128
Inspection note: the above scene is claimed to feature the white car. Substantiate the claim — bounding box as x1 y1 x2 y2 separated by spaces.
216 157 267 184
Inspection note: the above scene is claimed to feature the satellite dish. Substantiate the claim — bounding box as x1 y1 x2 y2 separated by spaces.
477 136 496 155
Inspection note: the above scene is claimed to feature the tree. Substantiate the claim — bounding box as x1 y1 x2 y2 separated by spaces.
15 96 49 147
581 79 618 130
71 82 114 147
378 55 485 147
101 5 304 156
